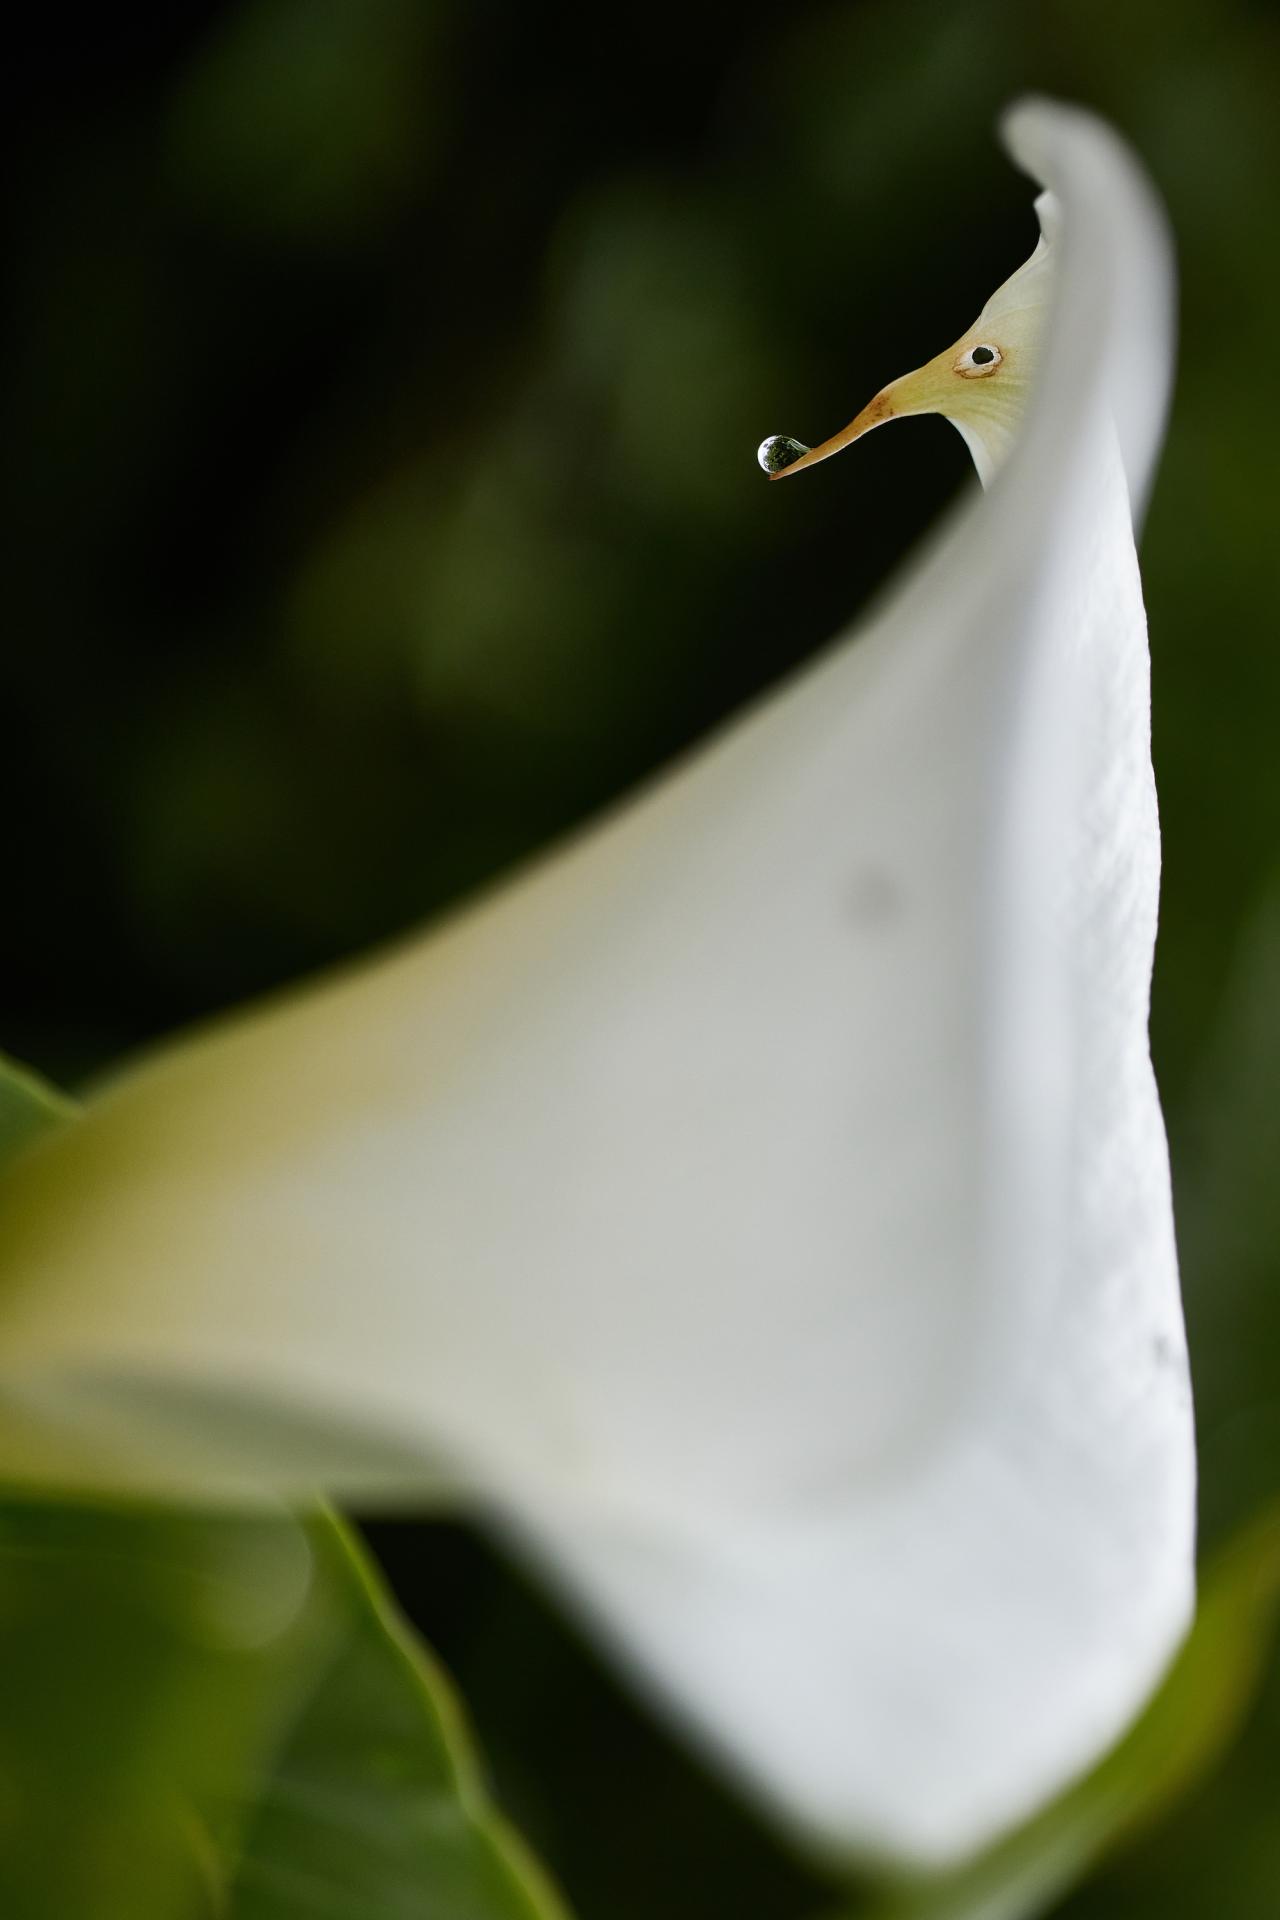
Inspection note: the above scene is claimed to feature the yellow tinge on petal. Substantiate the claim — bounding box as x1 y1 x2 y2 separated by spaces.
759 195 1056 487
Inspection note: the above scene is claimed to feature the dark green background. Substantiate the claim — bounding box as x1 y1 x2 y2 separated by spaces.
3 2 1278 1914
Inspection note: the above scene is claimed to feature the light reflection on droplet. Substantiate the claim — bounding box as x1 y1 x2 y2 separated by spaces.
756 435 810 476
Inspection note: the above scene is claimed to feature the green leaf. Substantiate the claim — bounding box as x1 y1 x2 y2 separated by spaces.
0 1053 570 1920
839 1510 1280 1920
0 1496 324 1917
226 1514 572 1920
0 1496 572 1920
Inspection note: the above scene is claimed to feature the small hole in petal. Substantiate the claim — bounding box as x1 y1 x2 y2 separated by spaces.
956 343 1002 378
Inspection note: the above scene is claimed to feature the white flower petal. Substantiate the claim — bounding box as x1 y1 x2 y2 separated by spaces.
0 97 1193 1864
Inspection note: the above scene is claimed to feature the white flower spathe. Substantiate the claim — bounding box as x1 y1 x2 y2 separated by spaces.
0 97 1194 1865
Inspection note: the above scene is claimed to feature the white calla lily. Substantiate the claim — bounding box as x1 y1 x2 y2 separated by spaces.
0 97 1193 1865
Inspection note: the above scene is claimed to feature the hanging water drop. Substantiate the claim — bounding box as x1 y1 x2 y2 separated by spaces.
757 435 811 476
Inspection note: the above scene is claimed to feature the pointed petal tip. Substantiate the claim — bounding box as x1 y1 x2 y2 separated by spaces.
998 91 1073 175
759 394 896 483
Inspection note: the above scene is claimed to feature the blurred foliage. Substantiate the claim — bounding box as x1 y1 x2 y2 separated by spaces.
0 1495 571 1920
0 1060 568 1920
3 1 1279 1916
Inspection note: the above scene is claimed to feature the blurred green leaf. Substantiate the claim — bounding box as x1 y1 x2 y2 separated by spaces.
0 1058 569 1920
0 1498 572 1920
831 1513 1280 1920
226 1517 576 1920
0 1496 323 1918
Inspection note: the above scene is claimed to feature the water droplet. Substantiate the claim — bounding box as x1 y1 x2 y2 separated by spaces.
757 435 810 476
